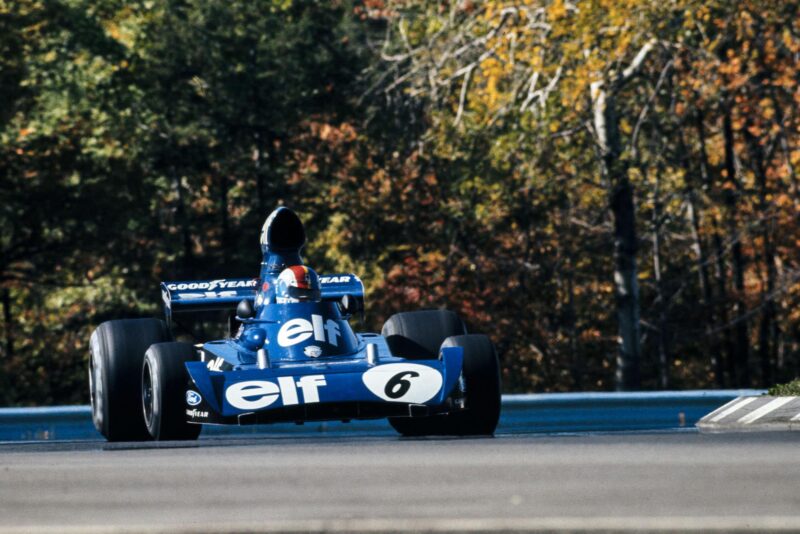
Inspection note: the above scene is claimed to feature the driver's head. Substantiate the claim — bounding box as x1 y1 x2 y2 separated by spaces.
275 265 321 303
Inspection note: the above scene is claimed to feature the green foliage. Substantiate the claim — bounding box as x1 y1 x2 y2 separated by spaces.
2 0 800 405
767 379 800 397
0 0 372 405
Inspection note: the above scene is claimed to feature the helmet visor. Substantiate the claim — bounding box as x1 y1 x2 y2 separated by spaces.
286 286 321 302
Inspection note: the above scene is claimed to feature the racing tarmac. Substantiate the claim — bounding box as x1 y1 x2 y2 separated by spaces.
1 430 799 533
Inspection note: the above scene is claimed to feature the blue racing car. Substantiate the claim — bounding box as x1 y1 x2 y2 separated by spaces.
88 207 501 441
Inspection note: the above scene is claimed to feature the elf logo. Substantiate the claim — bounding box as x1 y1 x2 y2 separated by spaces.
225 375 327 410
278 315 341 347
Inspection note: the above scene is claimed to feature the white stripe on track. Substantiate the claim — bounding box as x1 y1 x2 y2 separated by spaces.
791 411 800 422
737 397 797 424
5 516 800 533
708 397 757 422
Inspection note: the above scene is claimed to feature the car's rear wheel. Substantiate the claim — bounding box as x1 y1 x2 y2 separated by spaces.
381 309 465 359
142 342 202 441
89 318 170 441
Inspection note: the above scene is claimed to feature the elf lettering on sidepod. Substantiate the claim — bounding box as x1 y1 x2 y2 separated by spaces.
225 375 327 410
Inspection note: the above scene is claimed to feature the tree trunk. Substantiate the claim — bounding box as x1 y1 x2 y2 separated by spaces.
694 110 732 387
254 135 266 217
592 82 641 390
769 81 796 381
682 123 722 386
561 201 582 390
566 266 582 390
722 108 750 387
219 173 230 252
744 122 777 388
651 169 669 389
1 288 11 360
172 170 194 278
610 180 642 390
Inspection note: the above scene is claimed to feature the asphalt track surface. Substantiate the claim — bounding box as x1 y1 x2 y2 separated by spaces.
1 430 799 533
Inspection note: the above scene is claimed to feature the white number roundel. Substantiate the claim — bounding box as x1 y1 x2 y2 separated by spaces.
362 363 443 403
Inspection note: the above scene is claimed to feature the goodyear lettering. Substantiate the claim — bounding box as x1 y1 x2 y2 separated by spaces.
225 376 327 410
185 409 209 418
277 315 341 347
319 276 350 284
166 279 257 291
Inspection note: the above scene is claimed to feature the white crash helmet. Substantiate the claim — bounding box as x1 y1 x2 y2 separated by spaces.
275 265 322 303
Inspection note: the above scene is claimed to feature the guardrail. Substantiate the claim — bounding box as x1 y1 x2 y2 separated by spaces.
0 390 764 441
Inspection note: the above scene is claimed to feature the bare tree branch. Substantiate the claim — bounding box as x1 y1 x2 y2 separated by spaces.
454 64 475 125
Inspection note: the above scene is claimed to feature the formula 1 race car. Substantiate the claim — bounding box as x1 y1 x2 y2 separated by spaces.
88 207 501 441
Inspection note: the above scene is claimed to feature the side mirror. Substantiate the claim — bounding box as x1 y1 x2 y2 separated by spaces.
236 299 255 319
240 328 267 351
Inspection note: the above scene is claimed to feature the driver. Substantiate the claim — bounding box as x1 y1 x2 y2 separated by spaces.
275 265 322 303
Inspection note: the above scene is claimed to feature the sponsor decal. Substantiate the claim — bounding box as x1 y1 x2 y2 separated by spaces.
166 279 257 292
177 291 238 300
186 390 202 406
185 409 209 419
319 275 351 284
277 314 341 347
304 345 322 358
206 358 226 372
362 363 443 403
261 209 279 245
262 281 270 291
225 375 327 410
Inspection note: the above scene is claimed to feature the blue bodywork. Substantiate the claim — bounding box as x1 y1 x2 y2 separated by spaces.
159 207 465 426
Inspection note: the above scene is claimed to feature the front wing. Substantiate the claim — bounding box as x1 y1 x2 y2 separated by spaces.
183 347 464 425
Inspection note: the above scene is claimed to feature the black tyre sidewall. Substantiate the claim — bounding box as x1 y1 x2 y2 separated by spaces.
381 309 466 359
89 318 170 441
384 309 466 436
143 342 201 441
88 329 108 436
441 334 502 435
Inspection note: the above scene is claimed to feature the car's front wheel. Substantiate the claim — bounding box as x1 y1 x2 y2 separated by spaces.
439 334 502 435
388 334 501 437
142 342 202 441
89 318 170 442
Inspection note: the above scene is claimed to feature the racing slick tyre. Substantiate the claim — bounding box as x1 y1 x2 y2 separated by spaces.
89 318 171 442
439 334 501 435
389 334 501 437
383 310 466 437
381 309 466 360
142 342 202 441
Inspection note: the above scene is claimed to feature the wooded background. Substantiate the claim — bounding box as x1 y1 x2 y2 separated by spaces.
2 0 799 405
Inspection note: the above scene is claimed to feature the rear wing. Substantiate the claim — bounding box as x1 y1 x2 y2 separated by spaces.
160 274 364 323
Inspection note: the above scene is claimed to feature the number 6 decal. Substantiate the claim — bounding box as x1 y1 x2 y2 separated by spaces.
363 364 443 403
384 371 419 399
